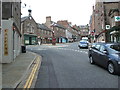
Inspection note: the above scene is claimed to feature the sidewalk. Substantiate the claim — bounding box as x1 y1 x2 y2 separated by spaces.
2 51 40 88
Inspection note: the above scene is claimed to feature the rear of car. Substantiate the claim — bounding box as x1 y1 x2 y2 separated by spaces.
78 40 89 48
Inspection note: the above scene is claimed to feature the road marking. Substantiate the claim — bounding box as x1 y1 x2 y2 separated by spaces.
23 56 40 89
37 49 46 51
52 47 88 54
47 45 69 48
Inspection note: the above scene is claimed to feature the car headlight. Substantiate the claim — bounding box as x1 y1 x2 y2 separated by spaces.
118 61 120 64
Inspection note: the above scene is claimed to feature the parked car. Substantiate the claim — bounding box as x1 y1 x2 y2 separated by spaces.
78 40 89 48
88 42 120 75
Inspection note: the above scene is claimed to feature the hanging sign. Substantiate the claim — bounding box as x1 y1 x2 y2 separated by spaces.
4 29 8 56
115 16 120 22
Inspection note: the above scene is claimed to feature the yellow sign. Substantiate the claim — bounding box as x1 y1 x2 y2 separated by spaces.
4 29 8 56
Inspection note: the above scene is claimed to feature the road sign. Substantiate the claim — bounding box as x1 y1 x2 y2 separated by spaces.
106 25 110 29
115 16 120 22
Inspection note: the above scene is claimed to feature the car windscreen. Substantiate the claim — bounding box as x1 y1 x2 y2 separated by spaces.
80 41 88 44
109 44 120 53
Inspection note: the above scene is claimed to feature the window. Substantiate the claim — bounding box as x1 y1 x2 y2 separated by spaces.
100 45 106 52
95 44 101 50
27 23 30 32
110 45 120 52
91 43 96 48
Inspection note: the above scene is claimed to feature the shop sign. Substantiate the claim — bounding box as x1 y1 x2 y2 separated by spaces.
4 29 8 56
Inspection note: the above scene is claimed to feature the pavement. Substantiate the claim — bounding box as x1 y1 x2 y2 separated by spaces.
2 51 41 89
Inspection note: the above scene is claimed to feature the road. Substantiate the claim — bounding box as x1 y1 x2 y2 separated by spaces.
27 42 119 88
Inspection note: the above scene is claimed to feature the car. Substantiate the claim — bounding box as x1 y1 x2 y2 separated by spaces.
78 40 89 48
88 42 120 75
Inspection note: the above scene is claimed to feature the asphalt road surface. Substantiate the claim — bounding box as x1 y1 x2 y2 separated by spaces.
27 42 120 88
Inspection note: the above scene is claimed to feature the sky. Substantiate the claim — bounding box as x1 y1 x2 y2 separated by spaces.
21 0 96 26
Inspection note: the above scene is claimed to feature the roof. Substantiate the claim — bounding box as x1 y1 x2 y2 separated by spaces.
21 16 29 22
51 21 66 30
37 23 51 31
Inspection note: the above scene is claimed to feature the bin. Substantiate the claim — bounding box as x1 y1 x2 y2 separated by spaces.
21 46 26 53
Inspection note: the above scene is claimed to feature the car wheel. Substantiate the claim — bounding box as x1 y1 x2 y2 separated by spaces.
89 56 94 64
108 62 115 74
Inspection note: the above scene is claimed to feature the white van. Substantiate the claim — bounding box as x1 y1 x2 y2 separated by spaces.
82 37 88 41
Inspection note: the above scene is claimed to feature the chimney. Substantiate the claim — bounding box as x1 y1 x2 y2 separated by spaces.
45 16 51 28
46 16 51 23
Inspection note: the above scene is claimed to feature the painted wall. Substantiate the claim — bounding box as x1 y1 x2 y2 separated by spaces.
2 20 14 63
2 20 21 63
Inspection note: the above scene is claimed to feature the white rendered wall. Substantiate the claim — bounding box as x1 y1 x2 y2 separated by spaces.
13 31 21 59
2 20 14 63
2 20 21 63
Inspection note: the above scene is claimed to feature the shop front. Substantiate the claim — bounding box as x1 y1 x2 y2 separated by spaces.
107 26 120 43
24 34 37 45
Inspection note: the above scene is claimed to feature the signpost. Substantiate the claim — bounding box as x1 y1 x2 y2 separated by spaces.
115 16 120 22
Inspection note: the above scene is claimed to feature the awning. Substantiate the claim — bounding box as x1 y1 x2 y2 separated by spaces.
109 26 120 31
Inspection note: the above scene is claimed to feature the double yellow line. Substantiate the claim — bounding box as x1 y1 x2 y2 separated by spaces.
23 56 40 89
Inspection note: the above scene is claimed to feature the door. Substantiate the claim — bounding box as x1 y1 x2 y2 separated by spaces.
98 45 108 67
29 37 32 45
93 44 101 63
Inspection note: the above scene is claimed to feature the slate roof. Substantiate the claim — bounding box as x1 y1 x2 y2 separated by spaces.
37 23 51 31
21 16 29 22
51 21 66 30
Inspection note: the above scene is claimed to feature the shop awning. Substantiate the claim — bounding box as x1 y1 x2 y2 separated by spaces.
110 26 120 31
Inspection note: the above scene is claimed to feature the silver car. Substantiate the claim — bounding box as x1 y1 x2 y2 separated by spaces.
78 40 89 48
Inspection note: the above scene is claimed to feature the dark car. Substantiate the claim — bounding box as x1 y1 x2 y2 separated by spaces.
88 42 120 75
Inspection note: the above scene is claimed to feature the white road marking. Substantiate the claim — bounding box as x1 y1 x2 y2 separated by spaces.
51 47 88 54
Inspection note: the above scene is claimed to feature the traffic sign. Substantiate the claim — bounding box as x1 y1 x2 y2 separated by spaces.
115 16 120 22
106 25 110 29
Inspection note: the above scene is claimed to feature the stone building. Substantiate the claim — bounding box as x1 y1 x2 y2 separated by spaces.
90 0 120 42
52 22 67 43
79 25 89 38
89 6 96 43
57 20 74 42
1 1 21 63
71 25 80 41
37 23 52 44
107 1 120 42
45 16 67 43
21 9 38 45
